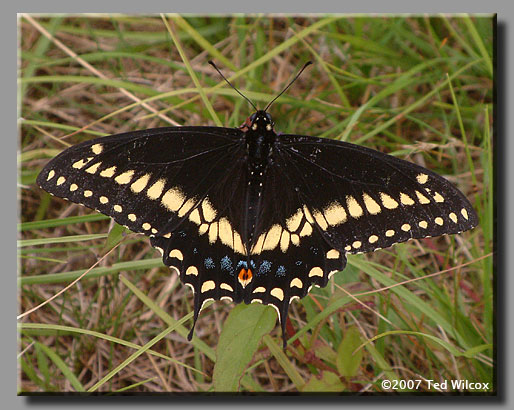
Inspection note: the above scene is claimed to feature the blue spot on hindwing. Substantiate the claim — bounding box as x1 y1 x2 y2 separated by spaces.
204 257 215 269
276 265 286 277
220 256 234 274
258 260 272 276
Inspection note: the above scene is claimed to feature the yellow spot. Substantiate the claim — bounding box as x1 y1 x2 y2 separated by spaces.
251 233 265 255
46 170 55 181
400 193 415 206
280 230 290 253
386 229 395 237
189 209 201 225
84 190 93 197
290 278 303 288
344 245 351 251
208 222 218 244
262 224 282 251
253 286 266 293
72 158 89 169
56 176 66 186
252 299 263 304
85 162 101 174
368 235 379 243
324 201 347 226
291 234 300 246
218 218 234 248
161 187 185 212
352 240 362 249
303 205 315 224
416 173 429 184
415 190 431 204
201 199 217 222
115 170 135 185
201 280 216 293
142 222 151 231
401 223 411 232
91 144 103 155
128 213 136 222
221 296 233 302
69 184 78 192
234 233 247 255
346 195 363 218
313 210 328 231
308 267 324 277
163 233 171 238
449 212 458 223
169 249 184 261
380 193 398 209
271 288 284 301
151 228 158 234
130 174 150 193
178 198 196 218
186 266 198 276
100 166 116 178
220 283 233 292
326 249 340 259
435 217 444 226
461 208 469 220
433 192 445 203
363 193 381 215
99 196 108 204
147 179 166 200
299 222 313 237
419 220 428 229
286 209 303 232
199 224 209 235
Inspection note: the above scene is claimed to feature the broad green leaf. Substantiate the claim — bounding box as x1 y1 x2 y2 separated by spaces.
336 326 363 377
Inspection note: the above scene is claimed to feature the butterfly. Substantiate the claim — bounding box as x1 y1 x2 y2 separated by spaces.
36 62 478 347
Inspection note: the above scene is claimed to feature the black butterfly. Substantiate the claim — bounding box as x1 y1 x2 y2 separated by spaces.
36 62 478 347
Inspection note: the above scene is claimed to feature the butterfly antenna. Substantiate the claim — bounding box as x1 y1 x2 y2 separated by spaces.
263 61 313 112
208 60 258 111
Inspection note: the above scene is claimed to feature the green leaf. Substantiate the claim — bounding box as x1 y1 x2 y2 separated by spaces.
103 223 127 251
213 304 276 392
336 326 363 377
302 371 344 392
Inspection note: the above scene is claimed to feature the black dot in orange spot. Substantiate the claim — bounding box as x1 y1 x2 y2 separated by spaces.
238 268 253 281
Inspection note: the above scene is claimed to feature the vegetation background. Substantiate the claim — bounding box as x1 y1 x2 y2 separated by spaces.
18 14 493 393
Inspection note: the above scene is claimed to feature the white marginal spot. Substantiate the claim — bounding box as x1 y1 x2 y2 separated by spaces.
201 198 217 222
155 247 164 256
270 287 284 301
290 278 303 288
433 192 445 203
461 208 469 220
186 266 198 276
308 267 324 278
69 184 78 192
415 190 431 204
115 170 135 185
100 166 117 178
386 229 395 237
128 213 136 222
380 193 399 209
91 143 103 155
449 212 458 223
313 210 329 231
56 176 66 186
419 220 428 229
185 283 195 293
344 245 351 251
368 235 379 244
130 174 151 193
363 193 381 215
328 270 338 279
201 280 216 293
286 209 303 232
324 201 347 226
252 299 263 304
280 230 290 253
99 196 108 204
326 249 340 259
400 193 415 206
147 178 166 200
161 187 185 212
85 162 101 174
151 228 158 234
299 222 313 237
352 240 362 249
200 298 214 312
142 222 151 231
189 208 201 225
416 173 429 184
253 286 266 294
220 283 233 292
401 223 411 232
221 296 233 302
169 249 184 261
46 170 55 181
435 217 444 226
290 295 300 302
84 190 93 197
262 224 282 251
346 195 363 219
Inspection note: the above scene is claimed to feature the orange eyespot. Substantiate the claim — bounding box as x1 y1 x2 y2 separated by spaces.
238 268 253 288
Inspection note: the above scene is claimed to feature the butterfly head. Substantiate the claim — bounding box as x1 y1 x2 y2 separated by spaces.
244 110 275 133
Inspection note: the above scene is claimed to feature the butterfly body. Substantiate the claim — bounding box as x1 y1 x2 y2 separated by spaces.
37 108 477 347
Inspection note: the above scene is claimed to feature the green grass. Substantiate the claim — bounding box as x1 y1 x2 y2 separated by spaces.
19 14 493 393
